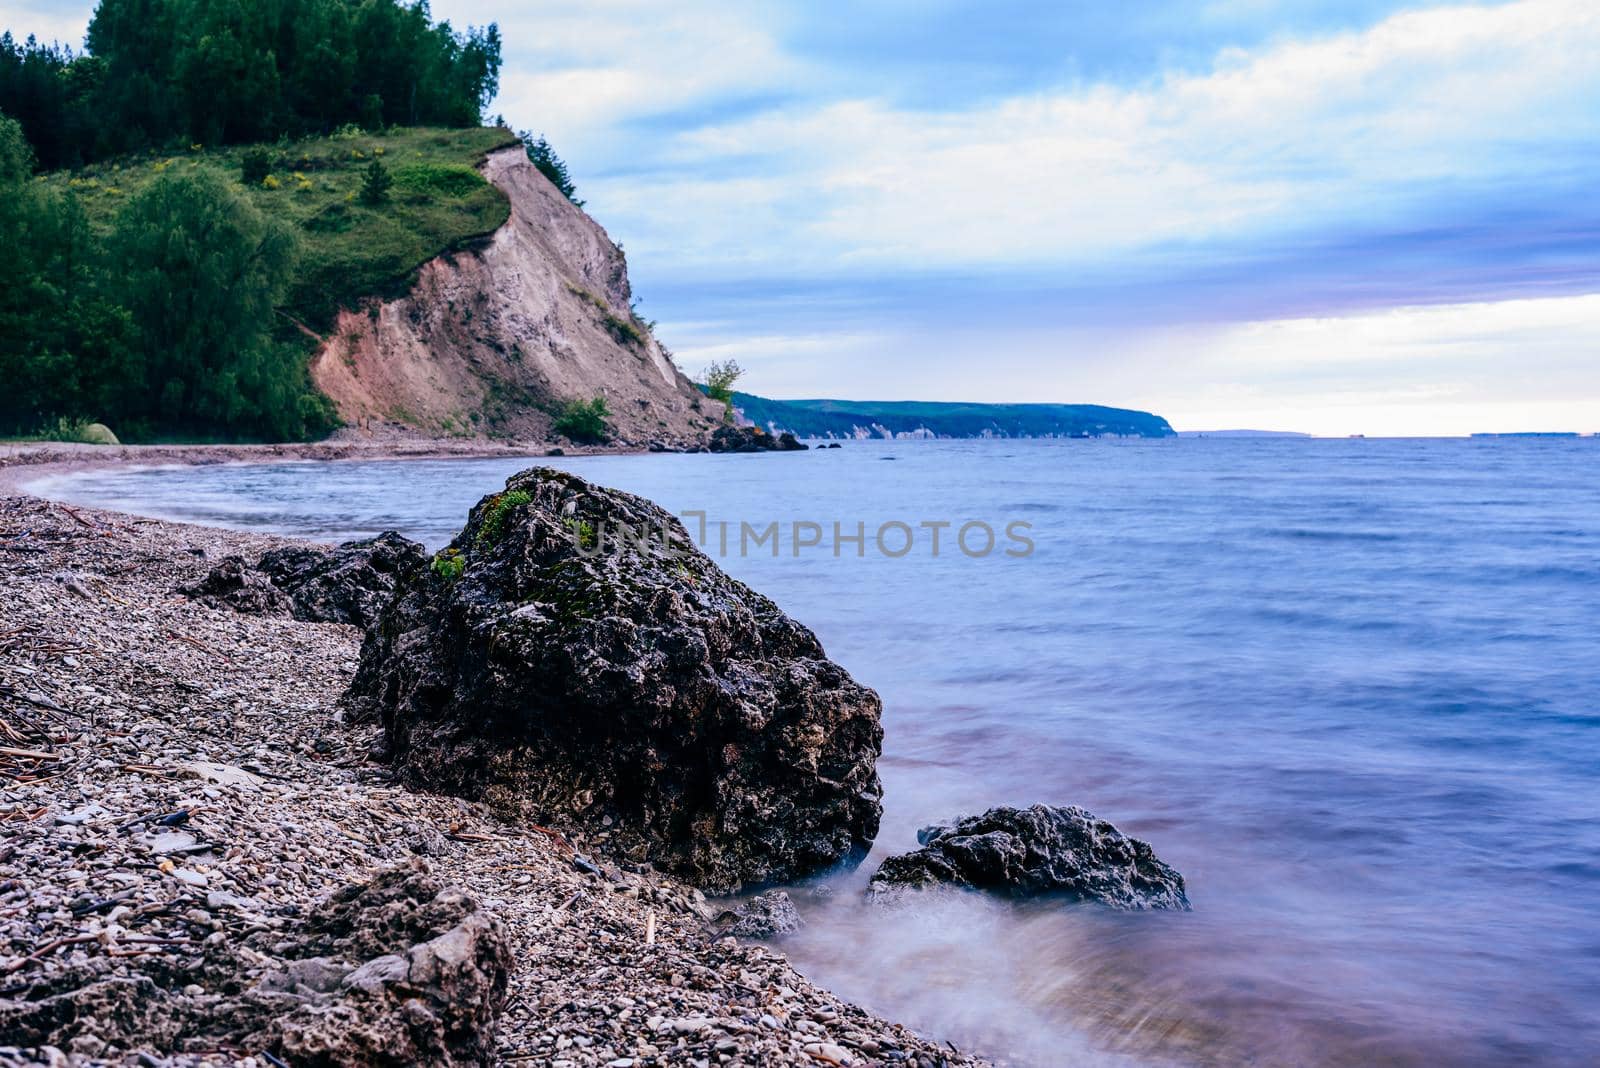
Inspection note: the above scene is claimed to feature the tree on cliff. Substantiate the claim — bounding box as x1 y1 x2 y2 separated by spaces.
520 131 582 206
701 360 744 424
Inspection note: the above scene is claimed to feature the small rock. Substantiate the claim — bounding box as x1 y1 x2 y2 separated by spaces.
713 890 803 939
868 803 1190 909
179 762 265 789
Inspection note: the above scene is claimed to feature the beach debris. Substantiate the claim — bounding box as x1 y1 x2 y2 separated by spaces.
345 466 883 893
868 803 1191 910
0 861 512 1067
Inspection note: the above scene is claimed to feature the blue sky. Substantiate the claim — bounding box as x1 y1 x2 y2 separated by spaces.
7 0 1598 434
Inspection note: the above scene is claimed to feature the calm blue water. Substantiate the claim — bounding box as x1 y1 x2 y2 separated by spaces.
34 438 1600 1066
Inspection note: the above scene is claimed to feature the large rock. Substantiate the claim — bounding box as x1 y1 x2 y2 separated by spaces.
182 532 426 631
258 531 428 630
707 425 808 452
0 861 513 1066
345 467 884 893
868 804 1190 910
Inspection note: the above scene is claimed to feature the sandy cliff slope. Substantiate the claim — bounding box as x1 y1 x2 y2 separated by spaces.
311 146 722 446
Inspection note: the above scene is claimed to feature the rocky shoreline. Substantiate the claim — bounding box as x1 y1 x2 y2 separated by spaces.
0 488 988 1067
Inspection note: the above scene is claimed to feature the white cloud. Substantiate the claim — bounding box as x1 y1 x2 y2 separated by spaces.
431 0 802 164
1115 293 1600 436
542 0 1600 276
0 2 90 46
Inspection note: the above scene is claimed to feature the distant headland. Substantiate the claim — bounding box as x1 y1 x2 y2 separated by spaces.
727 392 1175 440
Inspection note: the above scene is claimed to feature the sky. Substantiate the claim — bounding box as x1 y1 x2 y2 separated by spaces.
7 0 1598 435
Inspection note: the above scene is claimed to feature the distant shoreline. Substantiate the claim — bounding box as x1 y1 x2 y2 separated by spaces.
0 437 629 495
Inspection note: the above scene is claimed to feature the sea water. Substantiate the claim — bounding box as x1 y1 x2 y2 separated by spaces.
35 437 1600 1065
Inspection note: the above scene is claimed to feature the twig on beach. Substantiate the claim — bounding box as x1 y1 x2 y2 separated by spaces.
2 933 100 974
528 823 576 854
164 630 228 661
0 806 48 823
58 505 98 530
0 745 61 761
447 830 499 843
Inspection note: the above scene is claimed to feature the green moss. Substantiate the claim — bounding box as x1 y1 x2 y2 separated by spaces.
563 516 598 550
431 548 465 582
476 489 533 548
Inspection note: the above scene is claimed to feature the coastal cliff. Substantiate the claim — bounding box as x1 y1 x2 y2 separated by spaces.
310 146 723 446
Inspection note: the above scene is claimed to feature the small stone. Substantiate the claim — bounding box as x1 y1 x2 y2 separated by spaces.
712 890 803 939
804 1042 855 1065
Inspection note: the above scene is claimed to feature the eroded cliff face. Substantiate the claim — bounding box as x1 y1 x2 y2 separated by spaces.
311 146 723 446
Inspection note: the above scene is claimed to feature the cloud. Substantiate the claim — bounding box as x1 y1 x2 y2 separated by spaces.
1105 293 1600 436
433 0 802 163
544 0 1600 290
0 2 90 46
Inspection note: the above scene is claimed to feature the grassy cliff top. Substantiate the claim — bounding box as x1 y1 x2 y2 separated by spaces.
40 125 521 330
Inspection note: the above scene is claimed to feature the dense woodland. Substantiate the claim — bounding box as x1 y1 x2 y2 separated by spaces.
0 0 500 170
0 0 507 441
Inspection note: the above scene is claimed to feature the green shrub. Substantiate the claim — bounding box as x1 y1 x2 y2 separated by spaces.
552 396 610 444
562 517 597 551
603 311 646 346
431 548 465 582
240 149 272 186
392 163 486 198
567 284 644 346
476 489 532 548
701 360 744 424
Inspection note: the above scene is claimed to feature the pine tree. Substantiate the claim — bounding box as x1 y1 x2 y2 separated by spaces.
519 131 582 206
360 158 391 204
